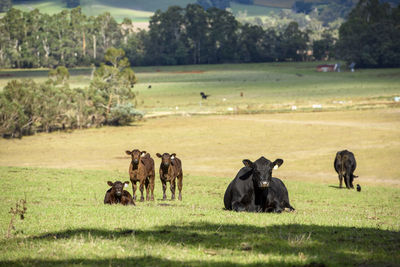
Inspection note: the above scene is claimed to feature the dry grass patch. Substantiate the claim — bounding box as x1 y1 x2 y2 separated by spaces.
1 108 399 186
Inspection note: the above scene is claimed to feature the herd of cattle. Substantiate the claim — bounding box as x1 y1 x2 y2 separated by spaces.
104 148 359 213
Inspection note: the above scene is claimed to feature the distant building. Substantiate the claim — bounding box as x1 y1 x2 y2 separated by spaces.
316 64 335 72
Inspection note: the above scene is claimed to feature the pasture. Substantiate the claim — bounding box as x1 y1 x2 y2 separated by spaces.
0 62 400 266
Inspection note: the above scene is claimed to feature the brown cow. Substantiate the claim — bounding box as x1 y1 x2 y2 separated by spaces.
156 153 183 201
104 180 135 205
125 149 155 201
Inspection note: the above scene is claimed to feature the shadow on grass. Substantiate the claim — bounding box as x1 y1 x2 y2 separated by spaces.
0 256 323 267
328 185 343 189
1 222 399 266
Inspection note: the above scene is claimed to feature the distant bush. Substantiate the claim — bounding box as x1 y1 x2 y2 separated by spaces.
0 52 141 138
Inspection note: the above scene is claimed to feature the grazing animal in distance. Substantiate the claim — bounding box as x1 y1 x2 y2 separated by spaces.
357 184 361 192
240 92 243 97
200 92 210 99
224 156 294 213
156 153 183 200
125 149 155 201
104 180 135 205
148 85 152 89
334 150 358 189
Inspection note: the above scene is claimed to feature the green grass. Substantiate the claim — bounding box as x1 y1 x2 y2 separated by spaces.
1 62 400 265
2 62 400 115
0 166 399 266
9 0 196 23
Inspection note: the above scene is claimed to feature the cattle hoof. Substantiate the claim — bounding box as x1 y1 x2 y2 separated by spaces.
178 196 182 201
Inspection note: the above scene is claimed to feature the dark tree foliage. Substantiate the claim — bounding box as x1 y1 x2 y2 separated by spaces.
337 0 400 67
196 0 230 10
66 0 80 8
233 0 253 4
293 1 313 14
0 7 125 68
313 31 336 60
0 0 12 12
1 4 317 68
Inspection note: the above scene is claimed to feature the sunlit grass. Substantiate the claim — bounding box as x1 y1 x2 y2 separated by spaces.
0 167 399 266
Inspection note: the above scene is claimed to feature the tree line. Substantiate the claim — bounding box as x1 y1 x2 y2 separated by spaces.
0 0 399 68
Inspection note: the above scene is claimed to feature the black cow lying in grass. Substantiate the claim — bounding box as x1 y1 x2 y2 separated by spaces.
104 181 135 205
334 150 358 189
224 156 294 213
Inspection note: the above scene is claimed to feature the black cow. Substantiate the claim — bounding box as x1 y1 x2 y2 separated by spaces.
224 156 294 213
334 150 358 189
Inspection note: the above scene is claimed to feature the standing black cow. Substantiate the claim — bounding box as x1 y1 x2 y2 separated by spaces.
334 150 358 189
224 156 294 213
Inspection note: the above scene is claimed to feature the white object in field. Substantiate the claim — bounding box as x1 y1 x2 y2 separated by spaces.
227 107 234 111
394 96 400 102
312 104 322 109
291 105 297 110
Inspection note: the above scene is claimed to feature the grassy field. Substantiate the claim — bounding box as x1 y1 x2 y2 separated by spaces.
2 62 400 115
1 62 400 266
7 0 285 23
0 166 399 266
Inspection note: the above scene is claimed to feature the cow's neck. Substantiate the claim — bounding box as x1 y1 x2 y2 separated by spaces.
161 164 169 174
131 161 139 170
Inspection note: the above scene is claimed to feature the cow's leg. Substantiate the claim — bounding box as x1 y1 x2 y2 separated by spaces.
338 174 343 188
232 201 246 212
170 178 176 200
149 172 155 201
273 201 283 213
349 173 355 189
177 174 183 201
145 178 150 201
344 173 351 189
161 179 167 200
131 181 137 200
139 180 145 202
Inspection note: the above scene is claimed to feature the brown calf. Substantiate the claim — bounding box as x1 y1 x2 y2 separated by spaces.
156 153 183 200
104 181 135 205
125 149 155 201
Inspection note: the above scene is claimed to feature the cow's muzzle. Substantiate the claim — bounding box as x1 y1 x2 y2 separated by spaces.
260 181 270 188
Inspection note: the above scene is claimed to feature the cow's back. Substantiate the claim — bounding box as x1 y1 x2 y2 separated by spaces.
172 157 182 175
223 180 234 210
223 167 255 211
142 153 155 174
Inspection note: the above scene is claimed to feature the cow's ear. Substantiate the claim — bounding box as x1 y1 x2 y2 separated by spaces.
141 151 146 156
125 150 132 155
242 159 254 168
272 159 284 170
156 153 162 158
170 153 176 160
107 181 114 187
124 181 129 187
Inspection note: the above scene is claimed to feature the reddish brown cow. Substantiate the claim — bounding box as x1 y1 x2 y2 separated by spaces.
104 181 135 205
125 149 155 201
156 153 183 201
